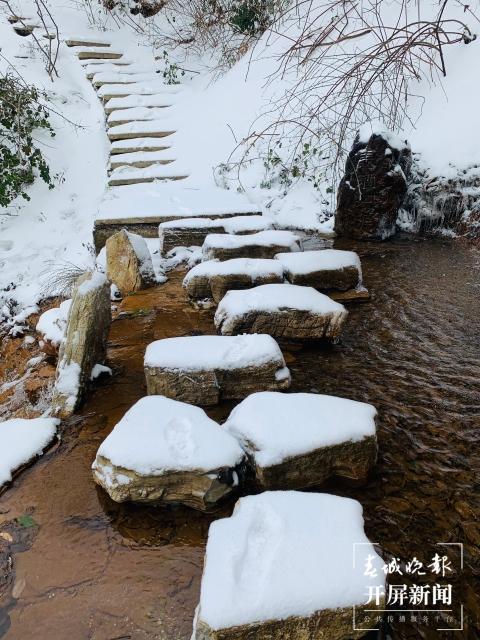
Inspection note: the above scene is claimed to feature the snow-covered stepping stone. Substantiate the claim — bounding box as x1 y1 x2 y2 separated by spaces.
107 162 189 186
184 258 284 303
76 48 123 60
159 216 270 255
107 106 173 127
106 229 156 294
215 284 348 340
104 92 185 114
85 62 144 79
144 335 291 405
110 137 172 155
275 249 362 291
194 491 385 640
92 71 162 87
108 119 177 142
92 396 246 510
98 82 177 100
203 230 302 261
223 392 377 489
66 36 110 47
109 149 175 170
0 418 59 493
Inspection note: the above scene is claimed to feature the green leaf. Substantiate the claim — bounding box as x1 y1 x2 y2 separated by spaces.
19 515 37 528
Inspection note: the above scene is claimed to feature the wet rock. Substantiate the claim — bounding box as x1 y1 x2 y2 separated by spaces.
335 124 412 240
275 249 362 291
106 229 156 295
92 396 246 511
215 284 348 340
203 230 302 261
52 272 111 419
183 258 284 303
194 492 385 640
223 392 377 490
144 335 291 405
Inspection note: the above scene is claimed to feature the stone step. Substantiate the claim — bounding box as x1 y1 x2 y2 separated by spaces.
275 249 362 291
93 185 261 252
66 37 110 47
223 391 377 490
107 106 172 127
85 62 143 78
110 150 176 170
77 48 123 60
104 93 184 114
110 137 173 154
92 71 163 86
107 119 177 142
202 230 302 261
183 257 284 303
97 82 181 100
107 162 189 186
194 492 385 640
144 335 290 405
160 216 273 256
92 395 246 510
214 283 348 340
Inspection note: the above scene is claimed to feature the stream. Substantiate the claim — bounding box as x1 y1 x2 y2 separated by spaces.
0 234 479 640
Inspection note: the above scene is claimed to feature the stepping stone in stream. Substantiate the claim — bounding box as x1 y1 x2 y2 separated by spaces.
76 47 123 60
106 229 156 295
92 396 246 510
183 258 284 303
159 216 271 255
275 249 362 291
214 283 348 340
144 335 291 405
193 491 385 640
203 230 302 261
223 391 377 490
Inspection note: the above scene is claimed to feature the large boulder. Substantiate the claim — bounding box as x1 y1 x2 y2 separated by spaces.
214 284 348 340
183 258 285 303
193 492 385 640
223 392 377 490
144 335 291 405
92 396 246 511
203 231 302 261
106 229 156 295
275 249 361 291
335 123 412 239
51 271 111 419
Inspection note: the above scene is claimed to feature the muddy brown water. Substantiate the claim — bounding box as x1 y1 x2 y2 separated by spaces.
0 235 479 640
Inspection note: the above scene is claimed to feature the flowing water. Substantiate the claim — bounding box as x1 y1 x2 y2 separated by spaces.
0 235 479 640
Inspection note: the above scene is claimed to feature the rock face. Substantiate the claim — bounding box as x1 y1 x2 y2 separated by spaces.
144 335 291 405
335 124 412 240
106 229 156 295
223 392 377 490
275 250 361 291
183 258 285 303
92 396 246 511
203 231 302 261
52 272 111 419
194 492 385 640
215 284 348 340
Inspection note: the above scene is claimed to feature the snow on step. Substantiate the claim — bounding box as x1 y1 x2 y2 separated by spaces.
159 215 271 255
110 137 173 155
104 93 185 114
107 106 174 127
107 119 178 141
92 71 165 86
275 249 362 291
65 36 110 47
110 149 176 170
184 258 284 303
0 418 59 491
194 491 385 639
107 162 189 186
144 335 291 405
92 396 245 510
85 62 143 78
36 299 71 355
203 230 302 261
98 82 181 100
223 392 377 490
76 48 123 60
215 283 348 339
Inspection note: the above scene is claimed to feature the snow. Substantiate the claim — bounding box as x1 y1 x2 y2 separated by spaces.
110 138 173 153
223 392 377 467
358 121 410 151
98 82 182 99
0 418 59 488
36 299 72 347
92 71 166 84
184 258 284 286
93 396 245 475
105 94 185 111
215 283 346 319
108 118 179 136
202 230 302 254
108 162 190 182
76 271 109 296
54 360 81 412
221 216 274 234
197 491 385 630
160 218 222 231
90 364 112 380
108 107 178 124
275 249 362 278
144 334 286 371
124 231 155 278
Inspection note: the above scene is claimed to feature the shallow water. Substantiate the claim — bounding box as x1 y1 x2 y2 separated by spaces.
0 235 479 639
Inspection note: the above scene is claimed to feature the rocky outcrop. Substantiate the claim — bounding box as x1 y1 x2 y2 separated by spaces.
215 284 348 340
51 272 111 419
144 335 291 405
106 229 156 295
335 125 412 240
